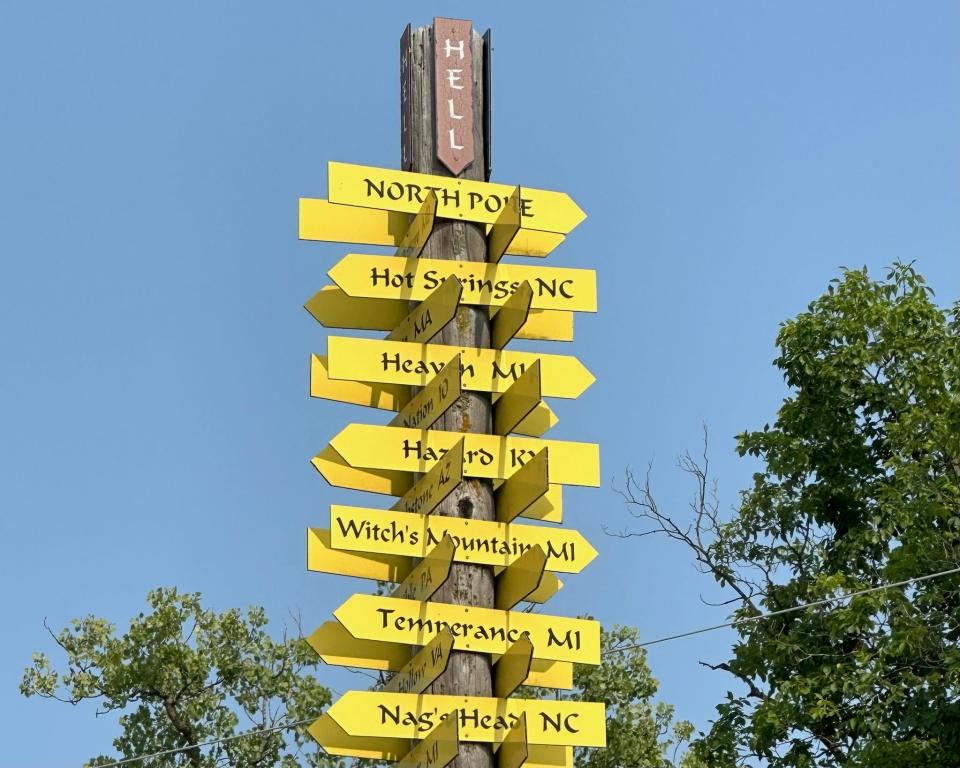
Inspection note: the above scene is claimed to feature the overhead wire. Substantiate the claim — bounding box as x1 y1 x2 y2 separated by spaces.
88 564 960 768
604 564 960 652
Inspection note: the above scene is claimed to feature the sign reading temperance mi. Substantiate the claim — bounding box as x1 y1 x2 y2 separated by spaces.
335 593 599 664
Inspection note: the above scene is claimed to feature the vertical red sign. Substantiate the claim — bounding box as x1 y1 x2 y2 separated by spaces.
433 17 474 175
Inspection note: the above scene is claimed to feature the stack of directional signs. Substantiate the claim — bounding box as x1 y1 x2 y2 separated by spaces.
301 161 605 768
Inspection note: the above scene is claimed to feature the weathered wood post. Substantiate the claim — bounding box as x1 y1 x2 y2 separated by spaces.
401 19 495 768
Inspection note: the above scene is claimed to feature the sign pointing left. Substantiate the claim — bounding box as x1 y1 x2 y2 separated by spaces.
308 713 408 760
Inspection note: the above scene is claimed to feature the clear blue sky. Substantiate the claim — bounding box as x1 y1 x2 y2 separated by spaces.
2 2 958 764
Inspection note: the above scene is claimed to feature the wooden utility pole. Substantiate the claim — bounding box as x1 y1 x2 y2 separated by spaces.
401 20 495 768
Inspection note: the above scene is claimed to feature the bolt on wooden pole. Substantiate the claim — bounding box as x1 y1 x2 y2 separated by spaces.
401 19 495 768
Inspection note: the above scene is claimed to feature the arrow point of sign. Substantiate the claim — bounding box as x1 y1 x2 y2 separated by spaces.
582 537 600 569
574 360 597 397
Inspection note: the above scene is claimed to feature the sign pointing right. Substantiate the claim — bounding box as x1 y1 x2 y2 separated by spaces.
327 161 587 235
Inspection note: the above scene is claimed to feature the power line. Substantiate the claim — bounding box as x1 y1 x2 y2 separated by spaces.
605 564 960 653
89 564 960 768
94 717 315 768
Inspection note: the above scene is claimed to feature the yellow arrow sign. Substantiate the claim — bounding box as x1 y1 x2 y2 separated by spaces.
385 628 455 694
299 198 565 257
312 445 413 496
488 186 522 263
306 619 410 673
326 336 595 399
327 162 586 235
390 354 461 430
306 287 574 341
518 310 572 343
496 713 528 768
392 534 455 602
494 362 542 437
495 449 549 523
328 504 597 573
391 438 464 514
308 713 408 760
310 353 559 423
305 617 572 689
499 480 561 524
307 527 565 602
491 281 533 349
307 528 413 582
388 276 462 344
328 254 597 313
329 424 600 487
495 635 534 700
523 572 563 605
527 747 571 768
396 709 459 768
496 546 549 611
310 354 411 410
396 190 437 259
325 691 605 747
334 594 600 664
513 402 559 438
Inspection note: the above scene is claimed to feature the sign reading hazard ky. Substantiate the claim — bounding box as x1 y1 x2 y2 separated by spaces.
327 162 586 235
328 423 599 487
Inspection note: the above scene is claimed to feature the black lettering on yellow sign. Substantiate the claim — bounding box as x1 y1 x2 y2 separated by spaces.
332 513 580 563
377 704 581 736
376 608 526 645
399 440 537 471
379 352 530 386
363 178 534 220
369 267 576 302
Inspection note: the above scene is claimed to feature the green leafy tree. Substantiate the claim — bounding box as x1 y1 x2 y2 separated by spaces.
21 587 333 768
620 264 960 766
523 624 703 768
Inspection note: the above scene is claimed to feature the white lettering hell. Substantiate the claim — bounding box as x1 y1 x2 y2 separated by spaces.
444 39 465 59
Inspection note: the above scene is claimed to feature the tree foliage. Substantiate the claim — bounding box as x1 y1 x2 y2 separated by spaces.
21 587 332 768
621 264 960 766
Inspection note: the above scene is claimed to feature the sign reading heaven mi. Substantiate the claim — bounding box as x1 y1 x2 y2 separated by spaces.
302 18 606 762
325 336 595 399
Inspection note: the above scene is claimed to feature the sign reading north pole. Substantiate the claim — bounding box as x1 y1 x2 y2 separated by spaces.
300 17 606 761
